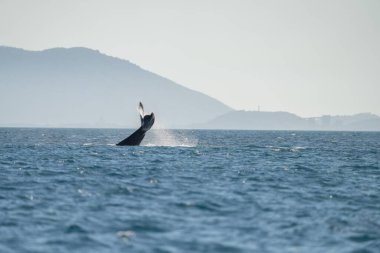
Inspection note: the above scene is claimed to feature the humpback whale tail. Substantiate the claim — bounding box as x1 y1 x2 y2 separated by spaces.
116 102 155 146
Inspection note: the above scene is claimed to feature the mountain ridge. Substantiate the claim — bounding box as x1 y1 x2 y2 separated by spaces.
191 110 380 131
1 46 379 131
0 46 232 128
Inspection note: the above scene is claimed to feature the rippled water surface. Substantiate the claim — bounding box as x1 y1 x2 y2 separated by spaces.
1 128 379 253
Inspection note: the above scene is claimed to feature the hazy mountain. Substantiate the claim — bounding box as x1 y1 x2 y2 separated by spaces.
1 46 379 131
0 46 232 128
193 111 380 131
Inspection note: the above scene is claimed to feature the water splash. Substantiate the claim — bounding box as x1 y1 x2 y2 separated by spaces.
144 128 197 147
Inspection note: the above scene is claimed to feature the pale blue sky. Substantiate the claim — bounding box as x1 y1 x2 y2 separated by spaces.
1 0 379 116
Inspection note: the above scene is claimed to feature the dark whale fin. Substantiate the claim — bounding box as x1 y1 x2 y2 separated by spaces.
116 127 146 146
116 102 155 146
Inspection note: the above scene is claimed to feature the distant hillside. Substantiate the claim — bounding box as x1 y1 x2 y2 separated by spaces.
0 46 232 128
193 111 380 131
1 46 379 131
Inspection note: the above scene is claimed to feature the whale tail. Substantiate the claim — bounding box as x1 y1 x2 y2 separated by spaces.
116 102 155 146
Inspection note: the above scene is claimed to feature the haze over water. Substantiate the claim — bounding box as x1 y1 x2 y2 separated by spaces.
1 128 379 253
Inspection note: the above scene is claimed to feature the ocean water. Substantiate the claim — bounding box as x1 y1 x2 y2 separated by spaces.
0 128 379 253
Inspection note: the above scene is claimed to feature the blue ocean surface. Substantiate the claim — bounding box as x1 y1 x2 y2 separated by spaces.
0 128 379 253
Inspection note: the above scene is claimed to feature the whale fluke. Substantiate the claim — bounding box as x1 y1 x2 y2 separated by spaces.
138 102 144 125
116 102 155 146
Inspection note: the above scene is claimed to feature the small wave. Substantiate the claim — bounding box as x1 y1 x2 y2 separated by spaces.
245 144 265 149
117 230 135 240
290 146 307 152
266 145 307 152
266 145 283 152
65 224 87 234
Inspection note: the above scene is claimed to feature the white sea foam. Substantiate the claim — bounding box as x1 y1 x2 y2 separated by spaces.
266 145 307 152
